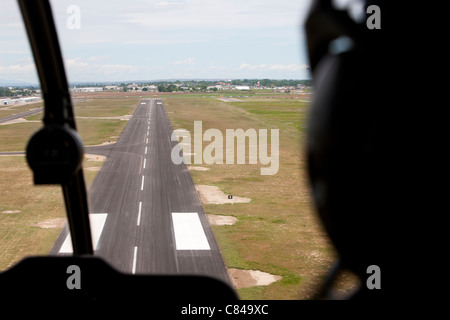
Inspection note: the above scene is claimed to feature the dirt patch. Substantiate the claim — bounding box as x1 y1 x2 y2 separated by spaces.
85 154 106 161
196 185 251 204
207 214 237 226
77 115 131 121
228 268 282 289
32 218 66 229
84 167 101 171
188 166 210 171
0 118 40 126
217 98 243 102
86 140 116 147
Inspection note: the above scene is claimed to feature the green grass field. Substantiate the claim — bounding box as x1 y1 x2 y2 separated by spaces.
164 95 338 299
0 101 42 118
0 96 139 270
0 98 139 152
0 93 344 299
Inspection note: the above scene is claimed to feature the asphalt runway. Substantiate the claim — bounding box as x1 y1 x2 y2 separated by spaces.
51 99 231 285
0 107 43 124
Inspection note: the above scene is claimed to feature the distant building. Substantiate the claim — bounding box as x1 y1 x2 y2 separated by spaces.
104 85 120 91
234 85 250 91
71 86 103 92
1 96 41 106
20 97 40 103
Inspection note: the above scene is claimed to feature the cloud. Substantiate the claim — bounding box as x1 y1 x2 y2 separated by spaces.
63 58 139 80
238 63 310 72
120 0 308 29
0 1 312 82
0 63 36 75
0 62 38 83
66 58 88 68
171 57 196 65
88 56 108 62
98 64 139 75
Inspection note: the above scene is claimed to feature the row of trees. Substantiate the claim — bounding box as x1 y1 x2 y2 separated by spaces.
157 84 179 92
155 79 312 93
0 87 38 97
231 79 312 87
2 79 312 96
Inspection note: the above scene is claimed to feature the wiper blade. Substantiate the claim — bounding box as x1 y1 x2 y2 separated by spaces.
18 0 93 255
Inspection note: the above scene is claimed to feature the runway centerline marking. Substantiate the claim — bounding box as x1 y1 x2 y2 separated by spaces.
141 175 145 190
145 146 148 154
143 158 146 169
171 212 211 250
137 201 142 226
59 213 108 253
147 130 149 136
132 246 138 274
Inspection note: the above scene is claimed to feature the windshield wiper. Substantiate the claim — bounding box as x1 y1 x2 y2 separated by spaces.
18 0 93 255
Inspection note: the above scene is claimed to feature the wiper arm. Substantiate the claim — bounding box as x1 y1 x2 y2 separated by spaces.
18 0 93 255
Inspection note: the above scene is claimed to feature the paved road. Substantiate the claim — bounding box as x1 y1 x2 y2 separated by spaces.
51 99 231 285
0 107 43 124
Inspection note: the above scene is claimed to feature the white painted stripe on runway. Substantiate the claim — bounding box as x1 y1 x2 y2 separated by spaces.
132 246 138 274
171 212 210 250
147 125 150 130
143 158 146 169
141 175 145 190
147 130 149 136
140 102 146 104
137 202 142 226
146 137 148 144
59 213 108 253
145 146 148 154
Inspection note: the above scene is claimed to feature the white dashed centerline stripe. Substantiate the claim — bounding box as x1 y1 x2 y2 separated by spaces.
145 146 148 154
137 201 142 226
141 175 145 190
143 158 146 169
146 137 148 144
132 246 138 274
147 130 149 136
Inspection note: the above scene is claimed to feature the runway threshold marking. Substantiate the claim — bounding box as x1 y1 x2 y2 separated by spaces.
59 213 108 253
171 212 211 250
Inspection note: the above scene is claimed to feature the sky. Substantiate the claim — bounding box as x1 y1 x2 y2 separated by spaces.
0 0 313 85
